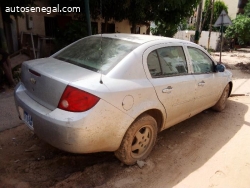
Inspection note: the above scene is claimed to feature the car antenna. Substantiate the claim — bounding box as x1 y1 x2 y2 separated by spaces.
99 0 103 84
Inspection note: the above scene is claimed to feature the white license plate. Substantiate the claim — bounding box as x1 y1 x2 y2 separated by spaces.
19 107 33 128
24 110 33 127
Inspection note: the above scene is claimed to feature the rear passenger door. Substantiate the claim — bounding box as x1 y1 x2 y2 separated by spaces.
143 44 196 128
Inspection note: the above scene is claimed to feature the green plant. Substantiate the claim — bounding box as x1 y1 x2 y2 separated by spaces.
49 0 201 37
54 21 88 50
202 0 228 31
152 0 200 37
187 25 196 30
151 22 178 37
225 14 250 45
12 64 21 83
225 0 250 45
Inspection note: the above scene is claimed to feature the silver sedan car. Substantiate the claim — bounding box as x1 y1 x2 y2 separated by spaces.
14 34 232 165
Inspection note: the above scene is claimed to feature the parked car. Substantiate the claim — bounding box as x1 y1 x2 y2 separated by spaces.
14 34 232 165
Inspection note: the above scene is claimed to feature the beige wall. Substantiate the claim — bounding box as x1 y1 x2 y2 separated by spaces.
95 19 147 34
139 26 147 34
115 20 131 33
221 0 238 19
202 0 238 19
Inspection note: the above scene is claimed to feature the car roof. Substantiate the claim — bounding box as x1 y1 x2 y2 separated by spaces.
94 33 190 44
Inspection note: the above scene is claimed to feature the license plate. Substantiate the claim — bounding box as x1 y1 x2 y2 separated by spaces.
24 111 33 127
23 111 33 127
19 107 33 128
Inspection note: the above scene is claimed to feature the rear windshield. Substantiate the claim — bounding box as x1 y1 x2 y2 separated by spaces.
54 36 139 74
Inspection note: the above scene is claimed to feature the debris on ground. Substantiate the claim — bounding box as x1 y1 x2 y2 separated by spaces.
25 144 41 152
235 62 250 70
137 160 146 168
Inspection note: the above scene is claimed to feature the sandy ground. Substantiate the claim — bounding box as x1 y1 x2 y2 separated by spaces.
0 51 250 188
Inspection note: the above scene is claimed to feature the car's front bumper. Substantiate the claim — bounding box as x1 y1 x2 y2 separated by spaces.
14 83 134 153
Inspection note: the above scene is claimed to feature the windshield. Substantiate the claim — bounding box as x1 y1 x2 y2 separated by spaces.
54 36 139 74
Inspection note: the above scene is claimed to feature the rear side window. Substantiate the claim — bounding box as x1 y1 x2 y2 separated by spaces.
54 36 139 74
147 46 188 78
147 51 162 77
187 47 214 73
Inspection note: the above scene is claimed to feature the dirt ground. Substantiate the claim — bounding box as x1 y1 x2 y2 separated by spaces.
212 49 250 77
0 50 250 188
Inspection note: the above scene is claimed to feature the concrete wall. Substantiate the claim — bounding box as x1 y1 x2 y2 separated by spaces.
199 31 220 50
174 30 220 50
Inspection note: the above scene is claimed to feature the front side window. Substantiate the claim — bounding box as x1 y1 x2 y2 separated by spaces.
147 46 188 78
187 47 214 73
54 36 139 74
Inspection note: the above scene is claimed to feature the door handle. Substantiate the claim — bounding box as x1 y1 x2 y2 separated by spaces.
198 80 205 86
162 86 173 93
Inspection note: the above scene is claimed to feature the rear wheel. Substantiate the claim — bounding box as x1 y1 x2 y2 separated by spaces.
212 84 230 112
115 114 157 165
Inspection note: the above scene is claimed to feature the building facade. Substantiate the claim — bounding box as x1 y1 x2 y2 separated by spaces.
2 0 148 56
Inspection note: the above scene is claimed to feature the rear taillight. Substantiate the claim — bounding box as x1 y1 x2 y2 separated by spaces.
58 86 100 112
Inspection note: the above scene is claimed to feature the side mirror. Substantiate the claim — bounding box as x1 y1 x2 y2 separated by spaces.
215 64 225 72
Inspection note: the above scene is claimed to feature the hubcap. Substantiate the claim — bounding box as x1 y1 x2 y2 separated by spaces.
131 125 153 158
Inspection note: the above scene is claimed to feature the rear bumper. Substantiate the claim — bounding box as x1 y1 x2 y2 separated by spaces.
14 83 134 153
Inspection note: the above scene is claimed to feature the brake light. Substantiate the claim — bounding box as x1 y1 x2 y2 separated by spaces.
58 86 100 112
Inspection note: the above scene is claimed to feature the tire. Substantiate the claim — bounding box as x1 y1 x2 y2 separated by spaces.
212 84 230 112
115 114 158 165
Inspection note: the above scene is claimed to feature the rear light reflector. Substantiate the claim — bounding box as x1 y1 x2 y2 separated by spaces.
58 86 100 112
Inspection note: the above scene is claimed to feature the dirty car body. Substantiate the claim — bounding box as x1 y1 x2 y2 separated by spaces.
14 34 232 165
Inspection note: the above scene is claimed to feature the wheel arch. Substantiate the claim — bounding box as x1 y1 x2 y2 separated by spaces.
135 109 164 133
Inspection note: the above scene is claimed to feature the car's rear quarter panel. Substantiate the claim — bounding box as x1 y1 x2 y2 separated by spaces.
15 84 135 153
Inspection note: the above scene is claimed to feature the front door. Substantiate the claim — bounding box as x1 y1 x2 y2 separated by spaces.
186 46 221 113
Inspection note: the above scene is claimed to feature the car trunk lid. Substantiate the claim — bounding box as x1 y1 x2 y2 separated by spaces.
21 57 99 110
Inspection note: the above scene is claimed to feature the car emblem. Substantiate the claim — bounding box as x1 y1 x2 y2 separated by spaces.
30 78 36 85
